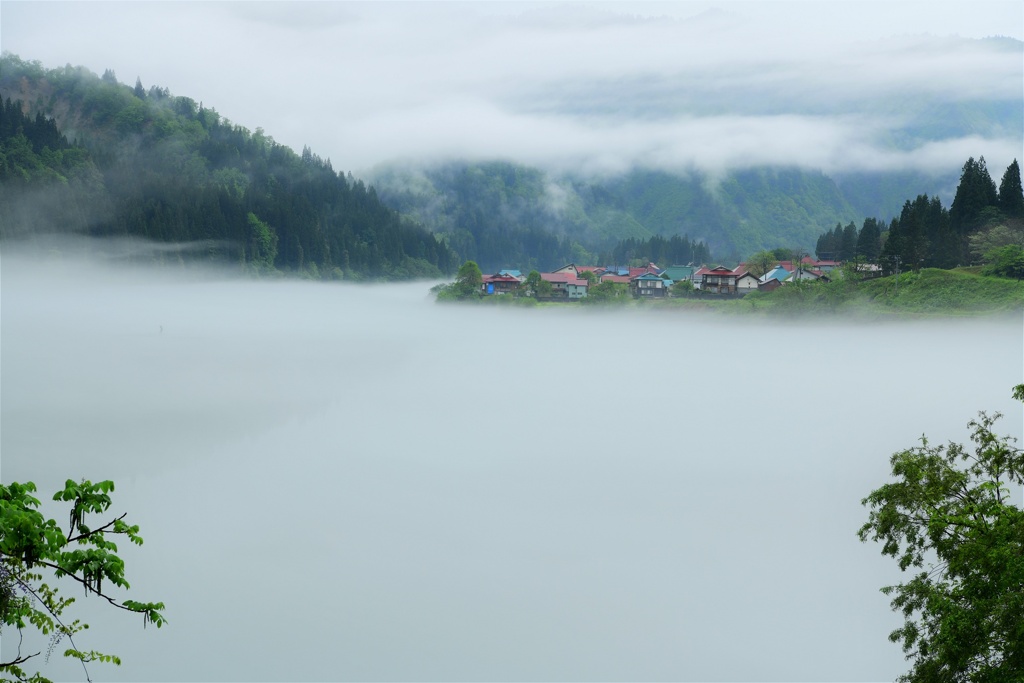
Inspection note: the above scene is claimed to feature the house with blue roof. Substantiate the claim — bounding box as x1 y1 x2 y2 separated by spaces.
760 265 791 284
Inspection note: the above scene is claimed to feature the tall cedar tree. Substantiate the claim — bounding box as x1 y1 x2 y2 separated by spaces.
998 159 1024 219
816 223 841 260
839 221 859 261
949 157 998 236
856 217 882 262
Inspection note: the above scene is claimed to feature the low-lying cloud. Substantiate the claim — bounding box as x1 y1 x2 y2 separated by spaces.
3 1 1022 178
2 249 1022 681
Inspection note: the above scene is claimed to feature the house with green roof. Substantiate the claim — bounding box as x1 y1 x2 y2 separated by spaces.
660 265 697 283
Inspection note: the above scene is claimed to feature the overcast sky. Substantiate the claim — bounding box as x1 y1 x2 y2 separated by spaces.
2 1 1022 178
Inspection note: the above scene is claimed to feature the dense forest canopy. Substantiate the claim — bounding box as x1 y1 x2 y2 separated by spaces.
815 156 1024 276
0 54 455 279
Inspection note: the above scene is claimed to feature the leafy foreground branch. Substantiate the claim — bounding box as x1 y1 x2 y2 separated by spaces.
0 479 165 683
859 386 1024 682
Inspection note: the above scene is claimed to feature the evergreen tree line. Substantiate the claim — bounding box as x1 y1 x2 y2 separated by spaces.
0 55 455 279
598 234 712 267
815 218 884 263
815 157 1024 273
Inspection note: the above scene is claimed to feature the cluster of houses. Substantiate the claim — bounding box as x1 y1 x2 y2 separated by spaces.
480 257 846 299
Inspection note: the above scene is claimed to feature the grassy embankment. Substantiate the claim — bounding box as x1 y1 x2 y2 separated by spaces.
689 269 1024 317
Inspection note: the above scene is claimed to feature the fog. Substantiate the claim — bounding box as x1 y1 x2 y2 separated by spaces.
2 250 1022 681
3 1 1021 177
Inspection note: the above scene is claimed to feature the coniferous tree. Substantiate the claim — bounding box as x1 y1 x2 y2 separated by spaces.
839 221 859 261
856 218 882 262
816 223 841 260
879 217 904 275
950 156 999 236
922 195 957 268
998 159 1024 219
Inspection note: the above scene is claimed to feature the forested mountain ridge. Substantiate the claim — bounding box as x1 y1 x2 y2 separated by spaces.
370 160 922 271
0 54 455 279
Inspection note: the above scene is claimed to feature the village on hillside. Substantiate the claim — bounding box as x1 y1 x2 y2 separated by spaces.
480 257 873 299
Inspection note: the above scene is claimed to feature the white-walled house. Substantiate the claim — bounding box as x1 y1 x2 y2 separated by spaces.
734 271 760 292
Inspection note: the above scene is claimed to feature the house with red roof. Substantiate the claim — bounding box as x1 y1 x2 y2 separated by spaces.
695 266 741 294
806 257 839 271
481 273 522 295
541 272 589 299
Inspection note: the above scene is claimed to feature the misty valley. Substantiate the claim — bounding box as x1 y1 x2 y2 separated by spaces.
2 7 1023 681
2 252 1022 681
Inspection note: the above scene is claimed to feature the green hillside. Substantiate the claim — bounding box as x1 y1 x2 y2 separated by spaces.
739 269 1024 317
371 161 865 269
0 54 455 279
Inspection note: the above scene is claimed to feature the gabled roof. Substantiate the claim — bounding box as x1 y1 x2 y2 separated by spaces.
541 272 588 286
660 265 696 280
600 274 630 284
632 273 664 282
627 264 661 279
497 269 523 278
760 266 791 283
696 266 738 277
483 274 521 284
787 269 822 281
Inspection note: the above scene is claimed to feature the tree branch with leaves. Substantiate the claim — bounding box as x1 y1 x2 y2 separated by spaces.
1 479 165 683
858 386 1024 682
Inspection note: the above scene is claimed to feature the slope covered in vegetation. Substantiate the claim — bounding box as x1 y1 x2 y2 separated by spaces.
736 269 1024 317
0 54 455 279
371 161 860 270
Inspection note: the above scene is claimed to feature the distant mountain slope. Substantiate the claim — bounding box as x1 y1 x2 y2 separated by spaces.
0 54 455 279
370 161 587 273
367 35 1022 268
370 161 864 266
